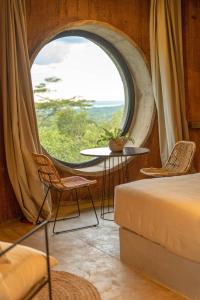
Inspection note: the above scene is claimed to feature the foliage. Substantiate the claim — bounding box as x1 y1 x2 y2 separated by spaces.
34 78 124 163
36 102 124 163
97 127 134 144
44 77 62 83
33 77 62 98
35 98 94 111
34 83 49 93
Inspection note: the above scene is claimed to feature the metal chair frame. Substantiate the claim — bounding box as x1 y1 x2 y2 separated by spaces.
33 154 99 234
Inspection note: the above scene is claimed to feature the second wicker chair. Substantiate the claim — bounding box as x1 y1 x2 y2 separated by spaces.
32 153 99 234
140 141 196 178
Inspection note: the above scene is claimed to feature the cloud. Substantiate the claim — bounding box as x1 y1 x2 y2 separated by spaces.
34 40 70 65
31 37 125 101
34 37 88 65
60 36 88 44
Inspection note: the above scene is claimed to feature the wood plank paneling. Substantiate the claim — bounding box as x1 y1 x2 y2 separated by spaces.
26 0 150 61
182 0 200 122
182 0 200 170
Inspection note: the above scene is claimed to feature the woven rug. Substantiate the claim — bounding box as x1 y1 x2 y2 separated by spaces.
34 271 101 299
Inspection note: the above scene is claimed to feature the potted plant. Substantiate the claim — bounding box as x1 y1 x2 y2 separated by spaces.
97 128 134 152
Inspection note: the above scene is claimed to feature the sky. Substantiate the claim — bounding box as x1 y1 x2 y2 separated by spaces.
31 36 125 102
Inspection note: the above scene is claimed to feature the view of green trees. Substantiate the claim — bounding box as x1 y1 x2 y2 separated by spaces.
34 77 124 164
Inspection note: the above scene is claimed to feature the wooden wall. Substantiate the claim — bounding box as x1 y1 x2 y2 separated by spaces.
26 0 151 62
182 0 200 170
0 0 199 222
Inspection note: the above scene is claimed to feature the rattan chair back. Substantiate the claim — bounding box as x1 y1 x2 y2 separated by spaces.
164 141 196 174
140 140 196 177
32 153 64 189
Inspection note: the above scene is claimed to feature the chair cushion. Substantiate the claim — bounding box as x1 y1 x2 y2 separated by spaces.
140 167 182 177
0 241 57 300
61 176 96 189
0 244 10 264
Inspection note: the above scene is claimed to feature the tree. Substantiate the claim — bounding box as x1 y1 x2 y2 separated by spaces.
33 77 123 163
56 107 89 137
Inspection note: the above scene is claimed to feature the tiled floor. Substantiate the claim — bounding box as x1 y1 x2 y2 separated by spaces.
21 210 185 300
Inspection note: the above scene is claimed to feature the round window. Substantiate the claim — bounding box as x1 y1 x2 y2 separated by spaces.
31 30 134 167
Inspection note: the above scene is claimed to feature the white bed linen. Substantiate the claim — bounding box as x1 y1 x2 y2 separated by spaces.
115 173 200 263
0 242 57 300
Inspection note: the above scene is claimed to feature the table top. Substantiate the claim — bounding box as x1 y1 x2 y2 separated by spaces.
80 146 150 157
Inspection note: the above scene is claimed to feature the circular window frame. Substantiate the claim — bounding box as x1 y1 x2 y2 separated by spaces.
32 29 135 168
31 20 155 176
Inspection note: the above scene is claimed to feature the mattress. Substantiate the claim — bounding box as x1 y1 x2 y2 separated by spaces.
114 173 200 263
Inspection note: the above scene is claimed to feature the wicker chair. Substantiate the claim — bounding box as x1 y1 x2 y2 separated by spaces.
140 141 196 178
32 153 99 234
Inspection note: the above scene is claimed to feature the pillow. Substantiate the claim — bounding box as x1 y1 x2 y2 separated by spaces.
0 243 10 264
0 242 57 300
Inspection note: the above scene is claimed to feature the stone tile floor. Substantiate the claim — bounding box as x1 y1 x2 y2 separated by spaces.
24 210 185 300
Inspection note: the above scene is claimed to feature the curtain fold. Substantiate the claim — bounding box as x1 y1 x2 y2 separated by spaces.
0 0 51 222
150 0 189 164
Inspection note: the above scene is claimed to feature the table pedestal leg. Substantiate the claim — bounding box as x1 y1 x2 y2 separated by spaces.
100 156 129 221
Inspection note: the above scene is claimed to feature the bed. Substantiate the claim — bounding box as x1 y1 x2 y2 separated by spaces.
114 173 200 300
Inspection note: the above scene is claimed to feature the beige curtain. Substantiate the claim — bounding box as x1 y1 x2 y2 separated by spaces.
150 0 189 164
0 0 51 222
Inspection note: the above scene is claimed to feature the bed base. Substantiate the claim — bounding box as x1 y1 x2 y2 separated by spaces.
120 227 200 300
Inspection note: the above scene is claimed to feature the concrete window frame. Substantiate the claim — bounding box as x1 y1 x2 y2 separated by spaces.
31 21 155 176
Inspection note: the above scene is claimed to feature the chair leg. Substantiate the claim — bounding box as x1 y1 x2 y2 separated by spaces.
87 186 99 226
53 187 99 235
52 191 63 234
36 186 50 224
50 190 80 224
75 189 81 216
52 190 81 234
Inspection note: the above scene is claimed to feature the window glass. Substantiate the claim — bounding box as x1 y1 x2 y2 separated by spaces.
31 35 127 165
